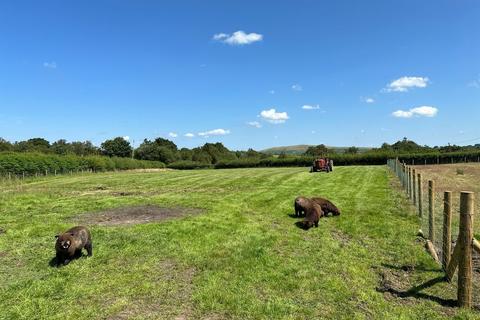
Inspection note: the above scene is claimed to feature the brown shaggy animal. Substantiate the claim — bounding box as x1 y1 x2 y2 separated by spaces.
55 226 92 266
294 196 309 217
311 197 341 216
295 197 323 229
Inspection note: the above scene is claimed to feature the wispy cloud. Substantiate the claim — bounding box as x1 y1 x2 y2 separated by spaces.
260 108 289 124
468 80 480 88
363 97 375 103
384 76 429 92
43 61 57 69
184 133 195 138
301 104 320 110
392 106 438 118
291 84 302 91
213 30 263 45
468 76 480 88
198 128 230 137
168 132 178 138
247 121 262 128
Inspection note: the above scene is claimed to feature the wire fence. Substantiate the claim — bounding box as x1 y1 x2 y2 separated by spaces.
388 159 479 308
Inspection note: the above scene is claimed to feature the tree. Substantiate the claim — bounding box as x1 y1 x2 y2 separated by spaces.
345 146 359 154
70 141 98 156
134 139 178 163
198 143 236 164
179 148 193 161
14 138 51 153
51 139 70 155
305 144 330 157
191 148 213 163
101 137 132 158
0 138 12 152
391 137 429 153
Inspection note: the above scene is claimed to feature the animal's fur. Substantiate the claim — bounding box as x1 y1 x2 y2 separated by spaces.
55 226 92 266
294 196 309 217
311 197 341 216
295 197 323 229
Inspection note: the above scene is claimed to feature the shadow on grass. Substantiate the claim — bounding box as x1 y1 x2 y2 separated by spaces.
294 221 319 231
379 276 457 307
381 263 444 273
288 213 302 218
48 252 87 268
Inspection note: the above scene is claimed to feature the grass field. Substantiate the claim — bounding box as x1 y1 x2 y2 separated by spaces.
0 166 478 319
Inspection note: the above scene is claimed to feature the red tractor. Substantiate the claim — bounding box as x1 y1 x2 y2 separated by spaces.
310 158 333 173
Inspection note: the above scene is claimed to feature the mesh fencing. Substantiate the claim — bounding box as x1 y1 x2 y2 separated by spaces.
387 159 480 307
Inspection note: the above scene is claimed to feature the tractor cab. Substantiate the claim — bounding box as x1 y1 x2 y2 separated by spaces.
310 158 333 173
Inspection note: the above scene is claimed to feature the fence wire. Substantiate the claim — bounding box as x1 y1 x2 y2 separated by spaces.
388 159 480 308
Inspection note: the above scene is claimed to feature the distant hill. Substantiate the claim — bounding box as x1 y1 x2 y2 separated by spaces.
261 145 372 155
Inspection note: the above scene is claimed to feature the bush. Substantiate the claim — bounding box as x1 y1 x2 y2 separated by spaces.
167 161 212 170
0 152 164 176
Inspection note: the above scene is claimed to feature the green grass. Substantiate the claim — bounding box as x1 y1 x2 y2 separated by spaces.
0 166 477 319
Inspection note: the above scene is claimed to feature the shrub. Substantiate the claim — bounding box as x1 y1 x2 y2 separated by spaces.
167 161 212 170
0 152 164 176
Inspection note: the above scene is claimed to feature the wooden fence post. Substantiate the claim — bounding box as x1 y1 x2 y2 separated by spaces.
412 169 417 206
428 180 435 242
406 167 410 196
418 173 423 218
458 191 474 308
443 191 452 269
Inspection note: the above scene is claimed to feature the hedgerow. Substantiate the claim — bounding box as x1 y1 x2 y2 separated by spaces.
0 152 164 176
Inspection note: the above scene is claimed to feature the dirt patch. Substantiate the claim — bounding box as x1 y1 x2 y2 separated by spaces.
376 267 457 311
73 205 204 226
107 259 196 319
331 230 351 247
376 268 413 298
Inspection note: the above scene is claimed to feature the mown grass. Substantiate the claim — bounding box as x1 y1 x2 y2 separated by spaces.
0 166 477 319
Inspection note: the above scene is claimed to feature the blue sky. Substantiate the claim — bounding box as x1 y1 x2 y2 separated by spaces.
1 1 479 150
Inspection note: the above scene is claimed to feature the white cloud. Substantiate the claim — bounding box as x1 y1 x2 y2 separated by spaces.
212 30 263 45
259 108 289 124
364 97 375 103
468 80 480 88
213 33 228 40
392 105 438 118
168 132 178 138
301 104 320 110
184 133 195 138
123 136 130 141
247 121 262 128
385 76 429 92
291 84 302 91
198 128 230 137
43 61 57 69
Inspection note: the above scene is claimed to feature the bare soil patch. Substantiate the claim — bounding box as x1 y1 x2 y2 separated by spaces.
376 266 457 312
73 205 204 226
107 259 196 320
331 229 351 247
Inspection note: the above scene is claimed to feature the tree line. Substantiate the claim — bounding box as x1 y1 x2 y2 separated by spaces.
1 136 479 170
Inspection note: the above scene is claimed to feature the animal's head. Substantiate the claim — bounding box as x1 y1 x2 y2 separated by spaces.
295 197 309 207
301 220 314 230
55 233 74 251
